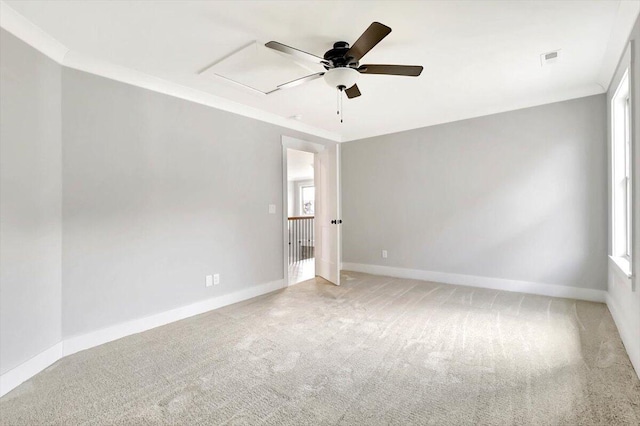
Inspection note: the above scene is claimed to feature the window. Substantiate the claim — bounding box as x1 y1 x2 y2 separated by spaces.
301 185 315 216
611 69 632 275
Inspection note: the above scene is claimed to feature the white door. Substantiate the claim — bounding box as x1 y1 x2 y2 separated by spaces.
315 143 341 285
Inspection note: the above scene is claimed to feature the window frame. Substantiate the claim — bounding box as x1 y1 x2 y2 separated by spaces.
624 95 632 260
300 184 315 216
610 68 633 277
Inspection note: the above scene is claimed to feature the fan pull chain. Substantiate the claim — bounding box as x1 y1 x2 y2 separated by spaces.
335 87 345 123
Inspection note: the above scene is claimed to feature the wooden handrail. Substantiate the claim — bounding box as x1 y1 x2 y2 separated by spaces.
288 216 314 220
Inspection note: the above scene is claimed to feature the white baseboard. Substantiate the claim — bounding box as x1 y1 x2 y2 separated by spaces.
0 342 63 397
342 263 606 303
0 279 284 398
606 293 640 378
63 279 285 356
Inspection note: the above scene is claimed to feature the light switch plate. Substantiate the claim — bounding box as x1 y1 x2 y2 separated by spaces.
268 204 276 214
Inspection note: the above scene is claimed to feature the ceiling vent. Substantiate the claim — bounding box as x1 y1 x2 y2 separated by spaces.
540 50 561 67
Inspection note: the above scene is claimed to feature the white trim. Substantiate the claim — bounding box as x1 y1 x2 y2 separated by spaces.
610 68 634 268
609 255 634 281
282 135 326 153
0 279 284 398
282 145 290 286
61 51 340 142
63 278 284 356
599 0 640 91
0 1 340 143
0 342 63 398
606 293 640 378
282 135 326 287
342 263 606 303
0 1 69 63
2 0 636 144
340 86 606 142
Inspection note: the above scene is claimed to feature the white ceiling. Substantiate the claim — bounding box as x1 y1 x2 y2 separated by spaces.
287 149 314 182
3 0 639 141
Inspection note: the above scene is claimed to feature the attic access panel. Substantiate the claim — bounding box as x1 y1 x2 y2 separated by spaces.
200 41 323 94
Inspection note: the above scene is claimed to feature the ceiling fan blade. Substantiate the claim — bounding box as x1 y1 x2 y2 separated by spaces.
358 64 423 76
277 72 325 90
344 84 361 99
265 41 328 65
346 22 392 62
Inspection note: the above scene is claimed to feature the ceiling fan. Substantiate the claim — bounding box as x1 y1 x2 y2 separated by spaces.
265 22 423 120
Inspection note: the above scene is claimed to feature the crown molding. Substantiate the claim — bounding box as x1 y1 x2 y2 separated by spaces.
0 1 341 143
598 0 640 92
0 1 69 63
1 0 636 144
341 84 605 142
60 50 342 141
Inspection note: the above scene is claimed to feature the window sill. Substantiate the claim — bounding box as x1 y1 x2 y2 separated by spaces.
609 255 633 279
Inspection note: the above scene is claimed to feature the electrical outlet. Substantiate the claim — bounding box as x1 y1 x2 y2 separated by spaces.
382 250 388 259
206 275 213 287
213 273 220 285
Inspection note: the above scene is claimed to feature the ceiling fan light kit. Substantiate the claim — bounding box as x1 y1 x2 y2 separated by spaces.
266 22 423 123
324 68 360 90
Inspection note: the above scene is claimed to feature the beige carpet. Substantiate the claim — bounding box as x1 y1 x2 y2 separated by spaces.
1 272 639 425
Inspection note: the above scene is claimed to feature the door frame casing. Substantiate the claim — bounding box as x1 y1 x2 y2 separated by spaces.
281 136 327 287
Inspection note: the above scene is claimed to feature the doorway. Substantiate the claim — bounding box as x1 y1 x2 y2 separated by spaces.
286 148 315 285
282 136 341 287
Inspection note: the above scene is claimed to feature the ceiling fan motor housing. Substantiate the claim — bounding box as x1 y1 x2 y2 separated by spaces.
323 41 359 68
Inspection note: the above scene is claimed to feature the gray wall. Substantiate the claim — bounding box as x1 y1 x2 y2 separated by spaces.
342 94 607 290
61 69 331 337
607 15 640 375
0 30 62 374
1 24 334 358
